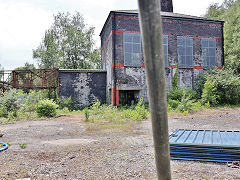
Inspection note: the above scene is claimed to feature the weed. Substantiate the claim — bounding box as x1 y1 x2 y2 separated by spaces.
83 107 90 122
58 96 78 111
171 67 179 89
201 80 218 106
19 143 27 149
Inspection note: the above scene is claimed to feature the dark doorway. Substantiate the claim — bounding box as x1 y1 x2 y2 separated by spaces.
119 90 139 105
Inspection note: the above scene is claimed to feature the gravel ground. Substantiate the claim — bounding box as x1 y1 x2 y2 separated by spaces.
1 108 240 179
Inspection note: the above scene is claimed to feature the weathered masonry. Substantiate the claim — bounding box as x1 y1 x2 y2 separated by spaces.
100 1 224 105
59 69 107 106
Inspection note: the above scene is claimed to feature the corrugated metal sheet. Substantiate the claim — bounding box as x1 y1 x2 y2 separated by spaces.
170 129 240 147
169 129 240 162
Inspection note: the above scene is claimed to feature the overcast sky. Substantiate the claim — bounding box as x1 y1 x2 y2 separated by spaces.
0 0 224 70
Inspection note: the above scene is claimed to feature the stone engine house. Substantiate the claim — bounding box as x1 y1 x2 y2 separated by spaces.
100 0 224 105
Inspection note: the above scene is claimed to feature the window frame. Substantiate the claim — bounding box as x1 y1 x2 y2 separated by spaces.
123 32 142 67
201 38 216 68
177 36 194 68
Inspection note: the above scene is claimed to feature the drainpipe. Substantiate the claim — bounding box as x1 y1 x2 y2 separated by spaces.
112 12 117 106
221 21 225 67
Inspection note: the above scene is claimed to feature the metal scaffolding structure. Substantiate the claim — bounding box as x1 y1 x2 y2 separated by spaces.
0 69 59 95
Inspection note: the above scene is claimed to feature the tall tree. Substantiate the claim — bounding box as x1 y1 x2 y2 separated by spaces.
33 12 101 69
15 62 36 71
205 0 240 74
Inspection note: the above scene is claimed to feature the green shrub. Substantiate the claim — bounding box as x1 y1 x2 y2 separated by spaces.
168 87 197 101
0 106 7 118
176 93 196 113
171 68 179 89
201 80 218 106
168 88 184 101
168 87 200 113
168 99 179 109
18 90 50 112
196 69 240 105
0 89 19 117
132 98 149 121
36 99 59 117
90 100 101 115
58 96 78 111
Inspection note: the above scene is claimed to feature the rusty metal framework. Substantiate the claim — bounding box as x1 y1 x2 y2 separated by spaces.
0 69 59 95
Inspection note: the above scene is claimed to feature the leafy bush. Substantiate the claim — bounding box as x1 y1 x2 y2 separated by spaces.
168 87 197 101
175 93 196 113
168 99 179 110
0 89 19 117
17 90 50 112
36 99 59 117
0 106 7 118
58 96 78 111
168 84 199 113
90 99 101 115
201 80 218 106
131 98 149 120
168 91 196 113
196 69 240 104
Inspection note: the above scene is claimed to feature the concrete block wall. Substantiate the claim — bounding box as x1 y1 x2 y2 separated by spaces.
59 69 107 107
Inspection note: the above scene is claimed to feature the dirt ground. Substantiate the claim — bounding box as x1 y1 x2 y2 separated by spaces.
1 108 240 179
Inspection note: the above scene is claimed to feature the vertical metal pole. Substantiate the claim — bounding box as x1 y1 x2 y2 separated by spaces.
137 0 171 179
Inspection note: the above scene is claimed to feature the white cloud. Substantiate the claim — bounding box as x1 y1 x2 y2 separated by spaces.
0 1 54 69
0 2 53 48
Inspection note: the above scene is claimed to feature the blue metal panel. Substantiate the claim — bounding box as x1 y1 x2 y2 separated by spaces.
169 129 240 147
169 129 240 162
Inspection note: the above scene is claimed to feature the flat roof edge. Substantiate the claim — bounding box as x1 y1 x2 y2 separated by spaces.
59 69 107 73
111 10 224 23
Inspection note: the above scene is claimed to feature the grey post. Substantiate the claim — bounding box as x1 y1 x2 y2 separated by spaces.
137 0 171 179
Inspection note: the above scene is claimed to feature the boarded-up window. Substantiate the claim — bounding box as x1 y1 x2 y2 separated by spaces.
163 35 168 67
123 33 142 67
202 38 216 68
177 36 193 68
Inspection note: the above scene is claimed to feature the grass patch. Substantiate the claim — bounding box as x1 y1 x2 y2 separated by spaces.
83 99 149 132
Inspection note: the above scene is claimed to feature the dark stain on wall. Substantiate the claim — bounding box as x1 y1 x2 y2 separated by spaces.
59 70 107 107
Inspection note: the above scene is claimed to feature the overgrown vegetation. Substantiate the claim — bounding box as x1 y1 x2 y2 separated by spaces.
196 69 240 105
82 99 149 129
1 66 240 125
0 89 58 124
168 70 201 114
168 67 240 114
205 0 240 74
36 99 59 117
